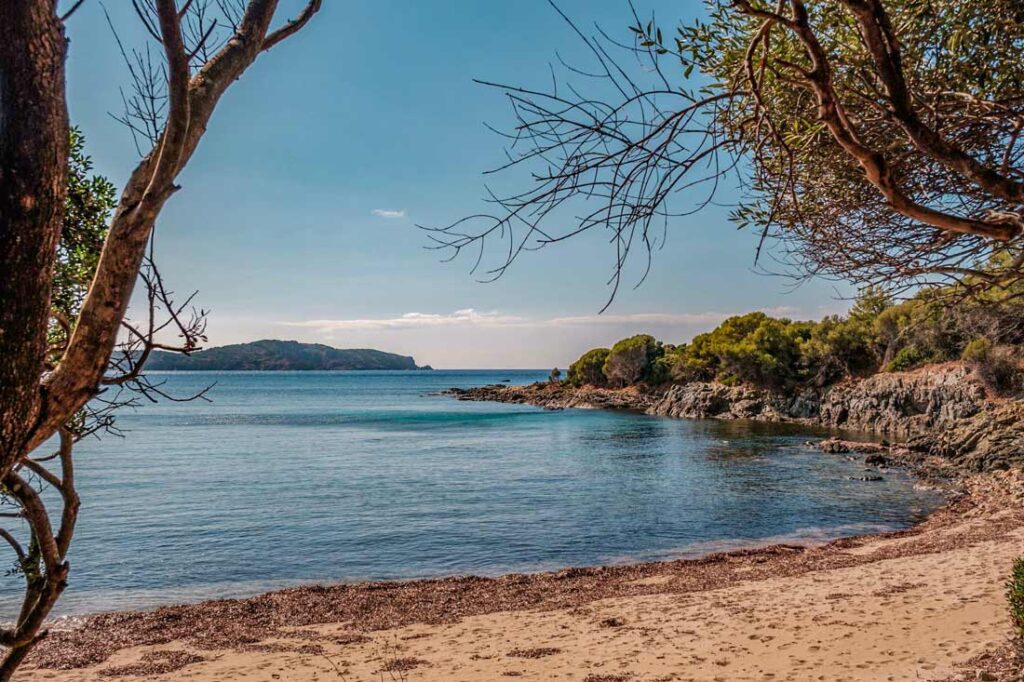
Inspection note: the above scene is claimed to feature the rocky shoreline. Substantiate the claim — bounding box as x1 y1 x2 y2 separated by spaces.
16 364 1023 679
446 362 1024 473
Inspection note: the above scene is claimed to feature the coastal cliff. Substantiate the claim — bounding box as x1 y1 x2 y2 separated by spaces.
447 363 1024 471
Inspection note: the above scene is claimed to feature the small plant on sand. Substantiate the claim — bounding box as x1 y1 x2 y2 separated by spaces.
1010 557 1024 640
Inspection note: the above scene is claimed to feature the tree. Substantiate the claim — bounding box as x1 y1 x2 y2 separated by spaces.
567 347 611 386
429 0 1024 305
603 334 662 386
0 2 321 677
549 367 562 383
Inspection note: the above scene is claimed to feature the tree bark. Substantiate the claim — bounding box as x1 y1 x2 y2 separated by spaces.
28 0 308 457
0 3 68 479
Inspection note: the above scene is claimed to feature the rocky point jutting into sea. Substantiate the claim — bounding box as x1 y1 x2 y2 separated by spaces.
447 362 1024 473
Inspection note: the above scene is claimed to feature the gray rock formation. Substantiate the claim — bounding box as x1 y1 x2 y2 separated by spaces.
818 364 987 434
647 382 816 422
446 364 1022 471
647 364 988 436
906 401 1024 471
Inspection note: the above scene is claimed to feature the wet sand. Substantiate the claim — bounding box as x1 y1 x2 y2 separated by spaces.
18 470 1024 681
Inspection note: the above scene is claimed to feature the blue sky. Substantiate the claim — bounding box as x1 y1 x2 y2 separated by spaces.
65 0 851 368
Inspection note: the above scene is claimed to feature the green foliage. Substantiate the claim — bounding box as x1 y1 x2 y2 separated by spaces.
962 338 994 363
802 315 877 385
848 287 892 324
603 334 663 386
885 345 932 373
709 313 805 387
568 278 1024 391
1010 557 1024 640
653 0 1024 291
649 344 685 385
962 340 1023 394
144 340 423 371
567 348 611 387
53 128 117 321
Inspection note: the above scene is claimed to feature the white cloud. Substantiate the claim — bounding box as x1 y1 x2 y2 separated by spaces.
282 305 818 335
548 312 730 327
371 209 406 219
282 308 523 332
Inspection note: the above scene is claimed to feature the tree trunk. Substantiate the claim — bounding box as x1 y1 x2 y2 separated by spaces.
0 3 68 478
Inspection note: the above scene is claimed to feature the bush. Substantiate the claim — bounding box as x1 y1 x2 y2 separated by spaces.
966 343 1023 395
571 283 1024 391
961 337 993 363
802 315 878 385
603 335 662 386
1010 557 1024 640
567 348 610 387
670 313 814 388
885 345 932 373
672 333 718 382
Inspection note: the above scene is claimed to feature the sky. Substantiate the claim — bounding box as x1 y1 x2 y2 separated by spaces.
64 0 853 368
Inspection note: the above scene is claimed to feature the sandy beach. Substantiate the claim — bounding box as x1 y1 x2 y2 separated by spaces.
13 467 1022 681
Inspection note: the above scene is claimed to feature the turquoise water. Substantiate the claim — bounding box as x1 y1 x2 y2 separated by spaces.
1 370 943 618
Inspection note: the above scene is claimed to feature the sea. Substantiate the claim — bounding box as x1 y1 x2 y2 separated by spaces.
0 370 945 619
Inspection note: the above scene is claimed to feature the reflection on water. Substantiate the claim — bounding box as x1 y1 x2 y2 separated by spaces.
1 370 945 618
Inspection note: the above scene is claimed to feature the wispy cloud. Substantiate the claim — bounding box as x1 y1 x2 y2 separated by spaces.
283 306 815 334
282 309 523 331
371 209 406 219
548 312 730 327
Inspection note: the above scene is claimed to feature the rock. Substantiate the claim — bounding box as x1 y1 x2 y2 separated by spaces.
909 401 1024 471
817 438 886 455
648 383 798 421
442 383 660 412
446 363 1023 473
819 439 851 454
819 364 987 435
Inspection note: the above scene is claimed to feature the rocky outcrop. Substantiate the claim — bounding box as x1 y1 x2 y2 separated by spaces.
450 365 989 434
647 382 819 422
645 364 988 435
818 364 987 435
906 401 1024 472
447 364 1021 472
445 384 661 411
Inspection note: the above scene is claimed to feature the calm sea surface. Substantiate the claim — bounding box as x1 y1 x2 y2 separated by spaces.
1 370 945 618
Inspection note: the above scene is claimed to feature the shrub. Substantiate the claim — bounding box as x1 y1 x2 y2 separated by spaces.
885 345 932 373
967 343 1023 395
566 348 610 387
603 334 662 386
1010 557 1024 640
672 332 718 382
961 337 993 363
802 315 878 384
671 312 812 388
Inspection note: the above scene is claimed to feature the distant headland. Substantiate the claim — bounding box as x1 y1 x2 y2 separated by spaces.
143 339 431 371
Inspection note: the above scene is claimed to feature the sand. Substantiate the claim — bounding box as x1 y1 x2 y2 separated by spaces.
16 470 1024 682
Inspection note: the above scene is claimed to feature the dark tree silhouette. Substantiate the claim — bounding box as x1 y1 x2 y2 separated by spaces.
0 2 321 676
428 0 1024 306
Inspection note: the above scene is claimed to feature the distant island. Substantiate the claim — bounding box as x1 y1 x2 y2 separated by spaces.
143 340 431 371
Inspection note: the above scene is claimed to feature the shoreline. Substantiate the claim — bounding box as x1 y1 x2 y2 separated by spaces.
35 485 941 626
20 464 1022 679
19 373 1024 680
30 426 950 625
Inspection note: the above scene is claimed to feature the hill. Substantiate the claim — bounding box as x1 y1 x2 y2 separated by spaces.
143 340 430 371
